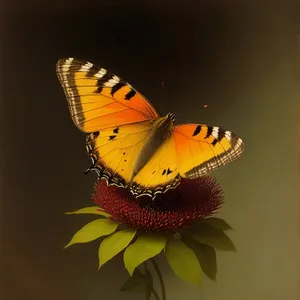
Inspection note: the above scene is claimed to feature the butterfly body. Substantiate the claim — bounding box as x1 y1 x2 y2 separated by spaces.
57 58 245 199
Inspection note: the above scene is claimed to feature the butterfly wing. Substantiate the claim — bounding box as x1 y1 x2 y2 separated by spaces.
173 124 244 178
86 120 156 187
130 134 181 197
57 57 161 187
56 58 159 132
130 123 244 198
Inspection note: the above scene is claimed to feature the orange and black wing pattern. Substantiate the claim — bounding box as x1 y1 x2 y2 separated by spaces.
56 58 159 133
173 124 244 178
56 58 245 199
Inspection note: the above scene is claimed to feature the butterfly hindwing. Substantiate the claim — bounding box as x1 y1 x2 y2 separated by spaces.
86 117 181 198
86 120 155 186
130 135 181 197
56 58 159 133
173 124 244 178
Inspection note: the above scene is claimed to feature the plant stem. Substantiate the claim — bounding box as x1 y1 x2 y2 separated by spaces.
144 261 161 300
151 289 160 300
144 262 149 300
150 258 166 300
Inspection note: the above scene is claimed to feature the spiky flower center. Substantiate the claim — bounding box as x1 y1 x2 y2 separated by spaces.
93 177 224 232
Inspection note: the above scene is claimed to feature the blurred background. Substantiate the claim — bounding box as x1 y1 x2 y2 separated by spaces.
1 0 300 299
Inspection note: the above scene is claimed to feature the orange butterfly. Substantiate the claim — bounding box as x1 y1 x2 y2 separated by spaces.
56 58 245 199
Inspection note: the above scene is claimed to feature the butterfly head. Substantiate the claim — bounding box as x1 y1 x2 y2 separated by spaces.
167 112 175 123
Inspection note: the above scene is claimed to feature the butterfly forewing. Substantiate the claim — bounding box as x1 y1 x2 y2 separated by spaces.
173 124 244 178
56 58 160 132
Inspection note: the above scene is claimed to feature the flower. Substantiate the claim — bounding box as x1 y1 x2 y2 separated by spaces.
92 177 224 232
65 175 235 294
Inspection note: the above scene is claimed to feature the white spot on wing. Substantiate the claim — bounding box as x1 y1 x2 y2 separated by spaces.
61 58 74 72
225 130 232 141
80 62 93 72
236 138 243 146
95 68 107 79
105 75 120 87
212 127 219 139
65 58 74 65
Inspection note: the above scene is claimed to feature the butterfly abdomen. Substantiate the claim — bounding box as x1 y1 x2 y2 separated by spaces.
131 115 174 181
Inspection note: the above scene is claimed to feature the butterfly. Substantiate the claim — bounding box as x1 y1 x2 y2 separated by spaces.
56 58 245 199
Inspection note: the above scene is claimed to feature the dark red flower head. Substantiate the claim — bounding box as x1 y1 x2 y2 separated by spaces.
92 177 224 232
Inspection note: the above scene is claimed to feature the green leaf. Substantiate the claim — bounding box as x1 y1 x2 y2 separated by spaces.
65 206 111 218
186 221 236 251
204 217 233 231
124 234 167 276
65 219 118 248
165 237 202 288
181 235 217 281
120 268 153 296
98 229 136 269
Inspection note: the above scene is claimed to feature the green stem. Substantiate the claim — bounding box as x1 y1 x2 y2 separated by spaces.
144 262 148 300
151 288 160 300
144 261 160 300
150 258 166 300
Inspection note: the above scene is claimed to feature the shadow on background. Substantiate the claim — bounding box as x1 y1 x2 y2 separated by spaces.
1 1 300 299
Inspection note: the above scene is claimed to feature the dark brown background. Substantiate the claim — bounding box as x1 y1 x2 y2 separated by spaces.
1 1 300 299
